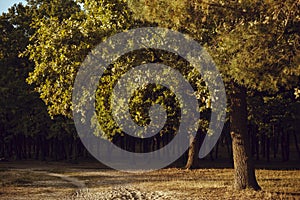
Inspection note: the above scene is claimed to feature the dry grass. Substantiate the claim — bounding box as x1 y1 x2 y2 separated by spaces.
0 169 74 200
0 161 299 199
66 168 300 199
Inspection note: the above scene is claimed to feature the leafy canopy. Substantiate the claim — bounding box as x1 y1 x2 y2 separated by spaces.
128 0 300 92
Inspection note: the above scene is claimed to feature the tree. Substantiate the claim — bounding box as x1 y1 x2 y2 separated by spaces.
0 3 55 160
24 0 213 169
23 0 150 162
23 0 299 181
128 0 300 190
24 0 132 118
248 90 300 161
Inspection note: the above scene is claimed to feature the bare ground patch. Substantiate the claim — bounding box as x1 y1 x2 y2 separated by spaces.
0 162 299 199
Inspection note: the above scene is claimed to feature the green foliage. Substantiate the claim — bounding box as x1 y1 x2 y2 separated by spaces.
248 91 300 136
295 88 300 99
23 0 211 140
23 0 299 142
24 0 133 118
0 2 81 158
211 0 300 92
94 49 209 138
128 0 300 92
0 3 53 142
27 0 81 21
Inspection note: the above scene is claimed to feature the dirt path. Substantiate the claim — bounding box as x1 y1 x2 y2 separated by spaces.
12 168 87 189
73 186 174 200
46 172 86 188
24 169 173 199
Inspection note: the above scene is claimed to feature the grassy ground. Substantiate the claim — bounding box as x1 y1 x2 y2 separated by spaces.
0 161 299 199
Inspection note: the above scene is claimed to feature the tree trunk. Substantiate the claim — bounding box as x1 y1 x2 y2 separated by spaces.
215 140 219 159
40 135 46 161
266 137 270 162
261 134 266 159
281 130 287 161
72 137 78 162
230 84 261 190
35 136 40 160
293 131 300 160
286 131 290 161
185 130 204 169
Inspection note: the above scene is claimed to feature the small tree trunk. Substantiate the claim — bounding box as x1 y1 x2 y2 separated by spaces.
215 140 219 159
255 134 259 161
293 131 300 160
281 130 286 161
35 136 40 160
185 130 204 169
72 137 78 162
272 125 277 159
266 137 270 162
261 134 266 159
27 137 32 159
230 84 261 190
40 135 46 161
225 131 232 160
286 131 290 161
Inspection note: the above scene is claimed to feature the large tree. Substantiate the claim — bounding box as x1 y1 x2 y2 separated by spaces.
24 0 212 168
23 0 299 184
128 0 300 190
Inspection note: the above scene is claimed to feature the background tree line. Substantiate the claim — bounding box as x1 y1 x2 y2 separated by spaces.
0 0 299 191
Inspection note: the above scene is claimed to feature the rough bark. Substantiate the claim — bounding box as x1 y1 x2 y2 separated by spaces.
230 84 261 190
185 130 204 169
